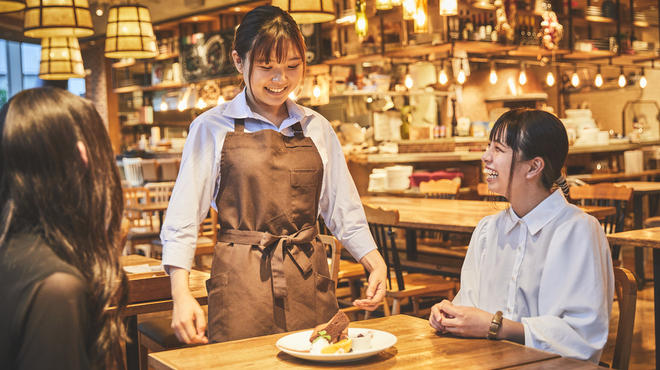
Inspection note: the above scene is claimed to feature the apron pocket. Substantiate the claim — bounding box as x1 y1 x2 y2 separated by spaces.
290 169 319 223
314 272 339 323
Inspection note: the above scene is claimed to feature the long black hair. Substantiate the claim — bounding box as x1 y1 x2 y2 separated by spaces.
489 108 569 198
232 5 307 90
0 87 127 369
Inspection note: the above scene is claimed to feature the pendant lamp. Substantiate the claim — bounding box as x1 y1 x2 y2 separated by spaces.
23 0 94 38
39 37 85 80
271 0 335 24
0 0 25 13
104 4 157 59
439 0 458 15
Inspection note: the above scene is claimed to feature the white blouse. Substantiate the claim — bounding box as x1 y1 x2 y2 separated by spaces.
160 89 376 272
454 190 614 363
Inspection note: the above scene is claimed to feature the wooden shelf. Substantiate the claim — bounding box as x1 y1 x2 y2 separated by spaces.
562 50 618 60
507 46 570 58
323 53 389 65
385 43 452 58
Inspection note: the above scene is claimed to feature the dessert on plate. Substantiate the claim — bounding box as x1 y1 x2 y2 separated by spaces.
309 311 352 354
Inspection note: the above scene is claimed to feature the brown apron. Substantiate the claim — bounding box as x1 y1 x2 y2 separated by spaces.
205 118 338 343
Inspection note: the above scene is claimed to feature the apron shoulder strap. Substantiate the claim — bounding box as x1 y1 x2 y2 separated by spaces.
234 118 245 132
292 122 304 138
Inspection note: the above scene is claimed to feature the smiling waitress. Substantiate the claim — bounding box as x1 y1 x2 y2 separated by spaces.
160 5 387 344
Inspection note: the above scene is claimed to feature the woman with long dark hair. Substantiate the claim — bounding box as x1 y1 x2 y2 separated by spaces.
0 87 128 369
429 109 614 364
161 5 387 344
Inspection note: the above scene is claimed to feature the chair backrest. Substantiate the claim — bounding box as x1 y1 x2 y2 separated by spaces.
612 267 637 370
141 159 159 182
569 183 633 235
144 181 176 204
319 234 342 289
363 204 405 291
158 158 180 181
477 183 508 202
122 187 151 227
122 157 144 187
419 179 460 199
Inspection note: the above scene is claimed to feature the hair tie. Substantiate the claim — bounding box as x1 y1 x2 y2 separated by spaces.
555 173 570 197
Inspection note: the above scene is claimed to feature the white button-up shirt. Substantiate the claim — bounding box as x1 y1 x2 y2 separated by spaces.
160 89 376 272
454 190 614 363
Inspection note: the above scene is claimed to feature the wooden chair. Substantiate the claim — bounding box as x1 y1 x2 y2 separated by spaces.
158 158 180 181
123 187 160 256
607 267 637 370
193 208 218 270
419 179 460 199
141 159 159 182
363 204 456 316
477 183 508 202
122 157 144 187
569 183 633 261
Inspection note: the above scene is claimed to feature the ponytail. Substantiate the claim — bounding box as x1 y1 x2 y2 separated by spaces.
555 173 570 197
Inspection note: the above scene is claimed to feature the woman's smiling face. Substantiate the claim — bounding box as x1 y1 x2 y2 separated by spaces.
482 138 514 198
241 41 303 119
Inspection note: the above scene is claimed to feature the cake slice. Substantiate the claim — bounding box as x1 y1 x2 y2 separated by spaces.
309 310 350 344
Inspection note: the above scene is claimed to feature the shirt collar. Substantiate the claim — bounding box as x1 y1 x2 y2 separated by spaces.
502 190 568 235
223 89 309 129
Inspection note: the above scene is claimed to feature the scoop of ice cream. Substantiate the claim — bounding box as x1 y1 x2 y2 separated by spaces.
310 337 330 354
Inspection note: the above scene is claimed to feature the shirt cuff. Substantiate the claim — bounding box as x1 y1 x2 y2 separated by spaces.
161 240 196 274
343 228 378 262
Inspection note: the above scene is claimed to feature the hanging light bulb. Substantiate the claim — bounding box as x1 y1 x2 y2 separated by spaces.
313 77 322 98
413 0 428 34
178 86 191 111
489 61 497 85
640 68 647 88
355 0 368 36
439 0 458 16
95 2 104 17
594 65 603 87
392 0 402 5
618 67 626 87
457 67 466 84
197 98 206 109
438 62 448 85
218 95 226 105
546 71 555 86
376 0 393 10
571 66 580 87
160 100 168 111
178 100 187 111
405 72 413 89
518 63 527 85
402 0 416 19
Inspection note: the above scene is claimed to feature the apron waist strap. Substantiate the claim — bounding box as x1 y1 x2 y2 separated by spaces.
217 226 318 299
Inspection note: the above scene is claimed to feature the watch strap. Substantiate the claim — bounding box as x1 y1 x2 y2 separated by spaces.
487 311 504 340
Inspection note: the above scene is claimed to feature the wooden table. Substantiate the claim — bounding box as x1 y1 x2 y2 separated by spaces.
149 314 597 369
361 196 616 261
607 227 660 367
124 202 169 230
614 181 660 287
567 169 660 184
119 255 209 370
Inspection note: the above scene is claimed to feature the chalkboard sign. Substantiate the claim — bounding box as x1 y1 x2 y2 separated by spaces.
179 29 236 83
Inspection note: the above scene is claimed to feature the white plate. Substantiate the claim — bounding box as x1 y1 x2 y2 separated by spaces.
276 328 397 363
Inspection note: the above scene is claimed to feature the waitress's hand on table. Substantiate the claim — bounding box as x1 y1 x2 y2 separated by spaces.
353 249 387 311
169 267 209 344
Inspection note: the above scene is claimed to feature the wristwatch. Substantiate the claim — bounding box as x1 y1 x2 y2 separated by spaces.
487 311 504 340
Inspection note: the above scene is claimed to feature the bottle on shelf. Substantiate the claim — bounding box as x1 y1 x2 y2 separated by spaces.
478 13 487 41
451 97 459 138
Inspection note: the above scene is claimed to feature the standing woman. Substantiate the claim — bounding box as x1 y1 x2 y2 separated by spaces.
0 87 128 369
161 5 387 344
429 109 614 364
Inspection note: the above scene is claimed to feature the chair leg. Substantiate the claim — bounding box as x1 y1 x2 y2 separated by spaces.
412 297 420 316
391 299 401 315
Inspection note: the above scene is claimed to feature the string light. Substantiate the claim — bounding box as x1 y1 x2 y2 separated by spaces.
438 62 448 85
594 65 603 87
546 71 555 86
313 76 321 98
571 65 579 87
518 63 526 85
405 72 413 89
197 98 206 109
640 68 647 88
218 95 226 105
160 100 168 111
618 66 626 87
457 66 466 84
489 61 497 85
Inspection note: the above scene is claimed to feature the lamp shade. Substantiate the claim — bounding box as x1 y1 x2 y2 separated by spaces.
104 4 157 59
39 37 85 80
23 0 94 38
271 0 335 24
0 0 25 13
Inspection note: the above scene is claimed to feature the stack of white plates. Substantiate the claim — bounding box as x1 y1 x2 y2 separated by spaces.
385 165 413 191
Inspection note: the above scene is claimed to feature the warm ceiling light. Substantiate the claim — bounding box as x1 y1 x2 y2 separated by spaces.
594 65 603 87
39 37 85 80
402 0 416 19
546 71 555 86
160 100 168 111
489 62 497 85
23 0 94 38
469 0 495 9
355 0 368 36
217 95 225 105
0 0 25 13
519 63 527 85
618 67 626 87
438 64 448 85
391 0 402 5
413 0 428 34
571 67 579 87
105 4 158 59
439 0 458 15
196 97 206 109
271 0 335 24
640 68 647 88
376 0 392 10
457 67 466 84
405 73 413 89
313 77 321 98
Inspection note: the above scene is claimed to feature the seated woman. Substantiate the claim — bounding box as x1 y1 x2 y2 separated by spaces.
429 108 614 364
0 87 128 369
